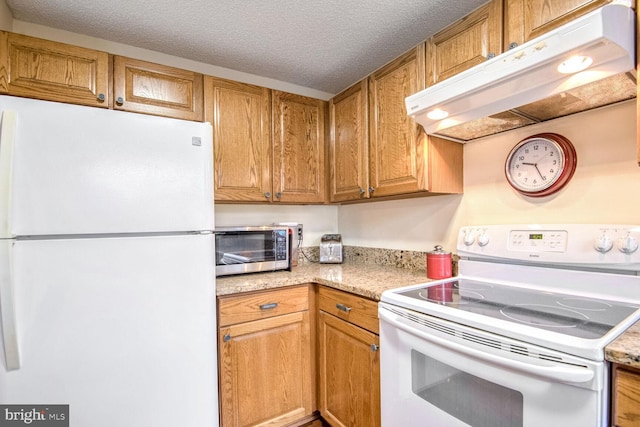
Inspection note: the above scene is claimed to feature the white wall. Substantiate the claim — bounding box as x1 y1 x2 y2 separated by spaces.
215 204 339 247
339 99 640 252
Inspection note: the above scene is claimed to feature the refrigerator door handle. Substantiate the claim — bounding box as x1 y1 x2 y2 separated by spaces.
0 110 16 237
0 240 20 370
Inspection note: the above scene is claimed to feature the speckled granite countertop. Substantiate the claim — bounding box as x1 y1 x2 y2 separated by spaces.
216 263 431 301
605 320 640 369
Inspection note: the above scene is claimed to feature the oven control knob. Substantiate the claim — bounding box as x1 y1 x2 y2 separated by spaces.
477 232 490 247
463 230 476 246
594 235 613 253
617 235 639 254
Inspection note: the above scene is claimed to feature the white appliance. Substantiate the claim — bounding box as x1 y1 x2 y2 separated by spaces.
405 4 635 140
380 224 640 427
0 96 218 426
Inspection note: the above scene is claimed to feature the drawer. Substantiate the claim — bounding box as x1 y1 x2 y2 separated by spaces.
218 285 309 327
318 286 379 334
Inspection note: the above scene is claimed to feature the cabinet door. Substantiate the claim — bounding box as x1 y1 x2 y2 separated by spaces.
219 311 313 427
504 0 610 50
426 0 503 86
318 311 380 427
0 32 109 107
272 91 326 204
368 46 426 197
613 365 640 427
205 77 272 202
113 56 203 121
329 80 369 202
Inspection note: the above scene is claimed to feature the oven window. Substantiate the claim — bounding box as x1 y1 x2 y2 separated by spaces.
411 350 523 427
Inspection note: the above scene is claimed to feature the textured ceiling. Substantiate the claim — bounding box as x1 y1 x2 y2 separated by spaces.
5 0 487 95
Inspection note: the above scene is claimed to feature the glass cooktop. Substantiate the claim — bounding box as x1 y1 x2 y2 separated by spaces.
397 279 639 339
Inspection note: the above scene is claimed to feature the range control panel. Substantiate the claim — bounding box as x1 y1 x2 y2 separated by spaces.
457 224 640 270
508 230 568 253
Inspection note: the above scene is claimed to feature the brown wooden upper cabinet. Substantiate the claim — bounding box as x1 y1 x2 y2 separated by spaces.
366 46 463 198
329 79 369 203
426 0 503 87
113 56 204 121
272 91 326 204
504 0 611 51
0 32 109 108
204 76 272 202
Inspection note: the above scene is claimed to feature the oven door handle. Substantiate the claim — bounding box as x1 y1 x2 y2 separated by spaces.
379 308 594 384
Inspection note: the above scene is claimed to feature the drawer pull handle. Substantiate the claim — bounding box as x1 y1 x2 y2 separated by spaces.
260 302 278 310
336 303 352 313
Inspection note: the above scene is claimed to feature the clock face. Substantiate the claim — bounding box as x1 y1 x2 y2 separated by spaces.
505 133 577 197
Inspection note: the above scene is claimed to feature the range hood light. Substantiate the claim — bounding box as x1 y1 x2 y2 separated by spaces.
427 108 449 120
405 4 635 140
557 55 593 74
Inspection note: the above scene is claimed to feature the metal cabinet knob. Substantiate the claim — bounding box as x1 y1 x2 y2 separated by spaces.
371 344 379 352
223 334 231 342
358 188 365 195
265 192 271 199
115 96 124 106
486 52 496 60
336 303 352 313
97 93 105 102
260 303 278 310
508 42 518 50
368 186 374 194
276 192 282 199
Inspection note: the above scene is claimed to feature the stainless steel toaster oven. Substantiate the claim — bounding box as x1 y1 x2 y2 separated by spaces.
214 226 290 276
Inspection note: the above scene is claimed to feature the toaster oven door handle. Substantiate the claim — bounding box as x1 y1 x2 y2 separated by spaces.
379 307 595 385
260 303 279 310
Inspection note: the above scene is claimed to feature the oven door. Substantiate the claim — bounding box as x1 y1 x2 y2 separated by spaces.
378 303 608 427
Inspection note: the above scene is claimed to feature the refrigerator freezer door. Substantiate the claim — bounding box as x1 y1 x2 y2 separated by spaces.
0 234 218 427
0 96 213 237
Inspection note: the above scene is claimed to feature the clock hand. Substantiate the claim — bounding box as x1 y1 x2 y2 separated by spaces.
534 164 544 179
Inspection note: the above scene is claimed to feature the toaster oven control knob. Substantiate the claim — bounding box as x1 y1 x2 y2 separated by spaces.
617 235 639 254
463 230 476 246
594 235 613 253
477 231 490 247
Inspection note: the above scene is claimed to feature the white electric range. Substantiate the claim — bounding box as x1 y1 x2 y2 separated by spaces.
379 224 640 427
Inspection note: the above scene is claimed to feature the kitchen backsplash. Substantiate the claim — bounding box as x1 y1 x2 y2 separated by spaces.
298 245 458 275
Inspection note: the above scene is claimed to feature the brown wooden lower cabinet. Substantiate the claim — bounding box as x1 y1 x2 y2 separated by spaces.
613 364 640 427
317 287 381 427
217 284 380 427
218 285 314 427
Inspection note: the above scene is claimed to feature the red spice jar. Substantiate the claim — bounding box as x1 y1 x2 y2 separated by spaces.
426 245 452 279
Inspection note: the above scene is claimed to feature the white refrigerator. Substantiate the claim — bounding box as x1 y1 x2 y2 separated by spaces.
0 96 218 426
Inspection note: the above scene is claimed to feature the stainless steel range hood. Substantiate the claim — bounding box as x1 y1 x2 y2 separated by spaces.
406 4 636 142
